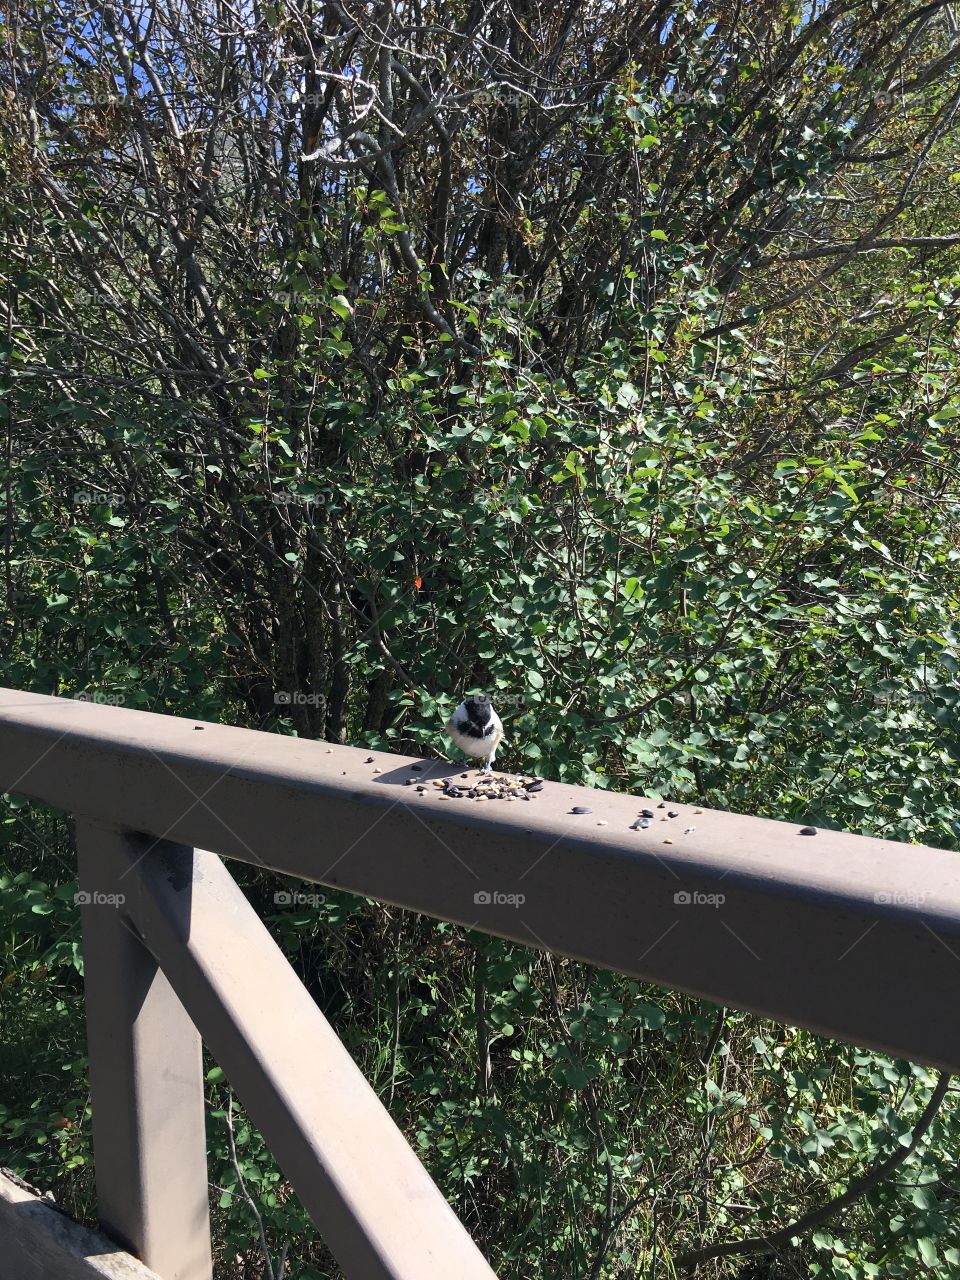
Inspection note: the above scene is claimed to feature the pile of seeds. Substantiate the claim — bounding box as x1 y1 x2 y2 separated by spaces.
406 771 543 801
631 806 684 832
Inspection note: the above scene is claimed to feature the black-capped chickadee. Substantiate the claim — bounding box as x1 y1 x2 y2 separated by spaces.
445 694 504 772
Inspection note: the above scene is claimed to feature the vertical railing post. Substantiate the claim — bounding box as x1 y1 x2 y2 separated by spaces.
76 822 213 1280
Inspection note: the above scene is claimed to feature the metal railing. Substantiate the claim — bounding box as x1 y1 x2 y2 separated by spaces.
1 686 959 1279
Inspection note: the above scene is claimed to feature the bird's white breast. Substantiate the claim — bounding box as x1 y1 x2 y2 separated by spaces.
446 711 503 758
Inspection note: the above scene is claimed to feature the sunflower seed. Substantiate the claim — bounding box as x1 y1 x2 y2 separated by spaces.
571 806 592 815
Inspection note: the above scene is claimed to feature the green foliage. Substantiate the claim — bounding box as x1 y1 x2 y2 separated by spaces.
2 0 960 1275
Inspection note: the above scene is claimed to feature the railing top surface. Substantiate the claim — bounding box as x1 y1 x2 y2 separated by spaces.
1 686 956 905
2 686 960 1068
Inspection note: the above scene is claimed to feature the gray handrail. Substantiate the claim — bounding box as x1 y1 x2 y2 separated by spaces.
2 687 959 1278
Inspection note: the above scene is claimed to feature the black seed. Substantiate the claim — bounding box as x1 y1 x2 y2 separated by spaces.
571 806 593 815
448 788 461 798
410 765 423 772
641 809 655 818
657 802 666 809
639 818 651 829
526 781 544 792
800 826 818 836
416 786 426 793
668 810 679 818
365 756 375 763
404 779 414 786
469 789 478 798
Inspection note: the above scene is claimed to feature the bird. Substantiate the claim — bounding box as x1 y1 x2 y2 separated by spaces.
445 694 504 772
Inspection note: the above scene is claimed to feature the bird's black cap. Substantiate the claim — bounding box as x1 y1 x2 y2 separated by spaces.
464 694 492 724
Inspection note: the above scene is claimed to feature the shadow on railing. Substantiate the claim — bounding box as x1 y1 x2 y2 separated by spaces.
1 687 958 1279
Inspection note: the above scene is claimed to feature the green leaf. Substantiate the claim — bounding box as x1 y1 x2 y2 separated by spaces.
634 1003 666 1029
918 1238 939 1266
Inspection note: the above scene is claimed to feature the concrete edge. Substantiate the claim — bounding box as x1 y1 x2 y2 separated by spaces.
0 1171 162 1280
